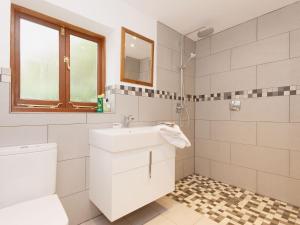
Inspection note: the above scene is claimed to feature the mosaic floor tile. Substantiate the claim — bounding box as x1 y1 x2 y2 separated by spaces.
168 174 300 225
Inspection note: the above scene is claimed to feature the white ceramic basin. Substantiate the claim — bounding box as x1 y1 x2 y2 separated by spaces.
89 126 164 152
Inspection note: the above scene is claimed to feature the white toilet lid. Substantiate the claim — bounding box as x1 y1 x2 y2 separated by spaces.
0 194 68 225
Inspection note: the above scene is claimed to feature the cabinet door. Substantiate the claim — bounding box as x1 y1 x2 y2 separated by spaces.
111 158 175 221
150 158 175 198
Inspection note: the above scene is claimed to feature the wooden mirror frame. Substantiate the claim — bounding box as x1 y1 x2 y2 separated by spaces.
120 27 154 87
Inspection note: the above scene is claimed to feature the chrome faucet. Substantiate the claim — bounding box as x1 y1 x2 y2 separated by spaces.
123 115 135 127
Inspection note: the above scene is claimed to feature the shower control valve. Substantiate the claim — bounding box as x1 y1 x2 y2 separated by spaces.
229 100 241 111
176 102 184 114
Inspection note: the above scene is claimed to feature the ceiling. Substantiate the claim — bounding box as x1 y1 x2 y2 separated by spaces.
122 0 298 40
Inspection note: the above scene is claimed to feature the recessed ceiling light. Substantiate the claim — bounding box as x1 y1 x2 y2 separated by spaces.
130 43 135 48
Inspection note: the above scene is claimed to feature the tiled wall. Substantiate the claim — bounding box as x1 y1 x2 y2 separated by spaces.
157 22 196 181
0 23 195 225
194 1 300 207
157 22 196 95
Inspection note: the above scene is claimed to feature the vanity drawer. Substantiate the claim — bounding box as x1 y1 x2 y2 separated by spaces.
112 144 175 174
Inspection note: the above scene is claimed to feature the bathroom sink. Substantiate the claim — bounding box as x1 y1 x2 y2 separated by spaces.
89 126 175 221
89 126 164 152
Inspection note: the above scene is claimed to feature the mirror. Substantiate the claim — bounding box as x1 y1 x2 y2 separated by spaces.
120 27 154 87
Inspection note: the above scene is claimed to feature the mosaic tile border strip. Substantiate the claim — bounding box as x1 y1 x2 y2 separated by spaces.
105 84 194 101
168 174 300 225
106 84 300 102
194 85 300 102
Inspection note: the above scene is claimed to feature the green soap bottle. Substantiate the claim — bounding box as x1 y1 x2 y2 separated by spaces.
97 94 104 113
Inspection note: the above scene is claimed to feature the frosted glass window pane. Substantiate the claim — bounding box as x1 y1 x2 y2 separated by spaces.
70 35 98 103
20 19 59 100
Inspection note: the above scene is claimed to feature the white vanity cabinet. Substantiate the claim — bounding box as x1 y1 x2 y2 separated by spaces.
89 127 175 222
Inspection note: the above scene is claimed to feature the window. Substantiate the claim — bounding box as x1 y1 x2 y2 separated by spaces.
11 5 105 112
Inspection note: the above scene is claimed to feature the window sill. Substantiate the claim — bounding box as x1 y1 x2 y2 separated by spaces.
11 106 109 113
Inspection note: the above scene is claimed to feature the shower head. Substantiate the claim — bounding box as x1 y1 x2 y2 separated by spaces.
181 52 196 69
197 27 214 38
190 52 196 59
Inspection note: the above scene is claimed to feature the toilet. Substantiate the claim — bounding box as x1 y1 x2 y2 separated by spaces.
0 143 68 225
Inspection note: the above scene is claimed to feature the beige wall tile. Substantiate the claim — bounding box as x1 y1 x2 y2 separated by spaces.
48 124 111 161
0 126 47 147
86 112 118 124
258 2 300 39
231 96 289 122
211 19 257 53
195 76 210 95
61 191 100 225
257 172 300 207
115 94 139 121
195 100 230 121
196 38 211 59
290 150 300 179
210 66 256 93
290 29 300 58
176 139 194 161
171 51 181 72
188 102 196 120
195 139 230 163
195 120 210 139
183 53 196 77
184 75 195 94
257 58 300 88
231 143 289 176
290 94 300 122
184 36 196 55
196 50 230 76
183 157 195 177
157 22 181 52
157 68 180 93
180 120 195 140
175 159 184 181
0 111 87 127
85 157 89 189
211 161 257 192
139 97 173 122
257 122 300 151
157 44 172 70
211 121 256 145
57 158 86 197
195 157 210 177
231 33 289 69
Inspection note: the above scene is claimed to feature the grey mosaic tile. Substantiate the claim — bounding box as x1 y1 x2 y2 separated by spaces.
168 174 300 225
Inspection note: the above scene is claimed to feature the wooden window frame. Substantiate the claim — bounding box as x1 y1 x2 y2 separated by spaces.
10 4 106 112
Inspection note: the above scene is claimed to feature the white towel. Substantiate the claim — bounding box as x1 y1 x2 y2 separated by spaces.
156 124 191 149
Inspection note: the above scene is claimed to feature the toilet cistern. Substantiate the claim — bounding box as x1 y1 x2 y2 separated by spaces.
0 143 68 225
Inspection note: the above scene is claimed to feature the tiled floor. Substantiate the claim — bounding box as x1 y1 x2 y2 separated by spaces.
169 174 300 225
81 174 300 225
80 195 217 225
